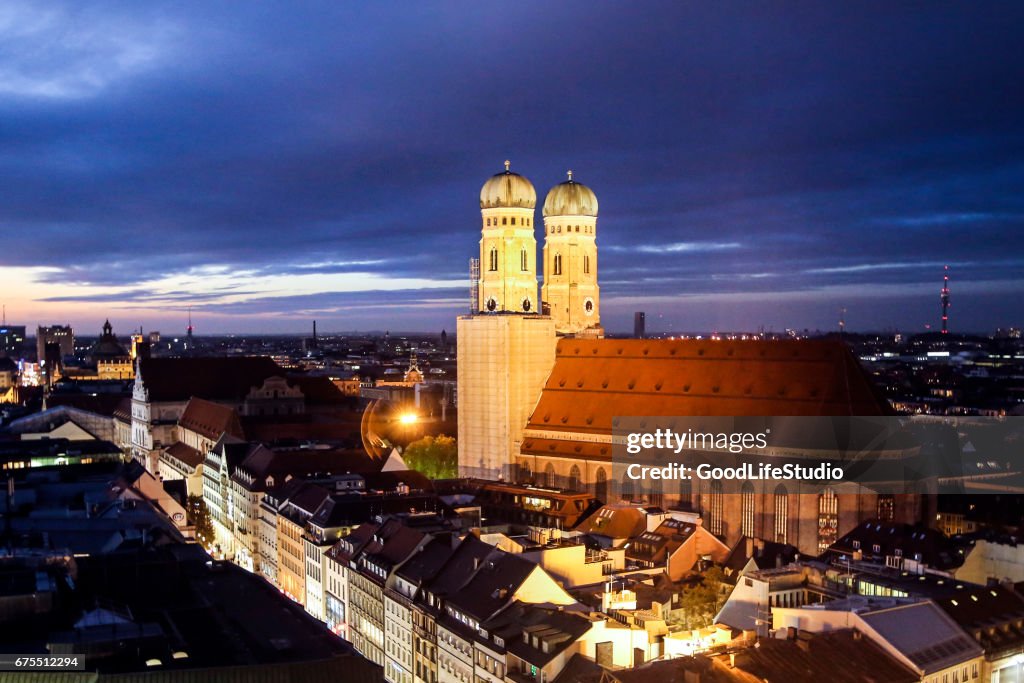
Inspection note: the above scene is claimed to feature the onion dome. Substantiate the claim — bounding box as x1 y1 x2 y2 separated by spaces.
480 160 537 210
542 170 598 217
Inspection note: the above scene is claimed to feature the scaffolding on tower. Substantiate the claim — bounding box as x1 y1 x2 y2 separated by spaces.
941 265 950 334
469 258 480 315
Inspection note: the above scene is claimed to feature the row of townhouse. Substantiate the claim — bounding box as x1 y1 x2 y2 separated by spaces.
325 519 661 683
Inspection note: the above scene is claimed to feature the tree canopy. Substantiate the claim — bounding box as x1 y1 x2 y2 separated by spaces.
402 434 457 479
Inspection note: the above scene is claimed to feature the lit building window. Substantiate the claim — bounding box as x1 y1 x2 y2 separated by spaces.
774 484 788 544
876 494 895 521
741 482 755 538
818 487 839 553
709 481 724 536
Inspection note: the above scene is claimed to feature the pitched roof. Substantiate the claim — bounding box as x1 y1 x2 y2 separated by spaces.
395 536 456 585
137 356 285 402
936 584 1024 655
179 397 245 441
285 482 331 516
859 601 983 674
725 537 800 574
425 534 495 601
164 441 204 468
492 603 594 668
285 374 348 405
528 338 892 437
553 653 606 683
605 655 755 683
448 551 538 621
827 519 961 569
576 504 649 539
722 630 918 683
113 397 132 422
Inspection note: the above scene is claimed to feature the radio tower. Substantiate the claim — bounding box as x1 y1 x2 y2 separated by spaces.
940 266 950 335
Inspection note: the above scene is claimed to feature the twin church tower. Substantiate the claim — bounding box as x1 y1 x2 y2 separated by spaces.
458 162 604 480
476 160 602 332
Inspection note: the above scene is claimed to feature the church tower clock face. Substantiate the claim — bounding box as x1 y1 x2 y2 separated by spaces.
584 298 595 316
486 296 498 312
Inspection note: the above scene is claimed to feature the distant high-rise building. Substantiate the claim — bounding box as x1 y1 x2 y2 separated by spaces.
0 316 26 358
634 312 645 339
148 331 161 344
36 325 74 363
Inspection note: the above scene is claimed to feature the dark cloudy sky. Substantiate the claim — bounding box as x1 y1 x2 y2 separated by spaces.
2 2 1022 335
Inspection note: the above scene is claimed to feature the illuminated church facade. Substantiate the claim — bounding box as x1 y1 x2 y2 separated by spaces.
456 163 925 554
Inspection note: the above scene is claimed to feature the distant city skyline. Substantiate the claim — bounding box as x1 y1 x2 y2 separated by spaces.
1 3 1022 334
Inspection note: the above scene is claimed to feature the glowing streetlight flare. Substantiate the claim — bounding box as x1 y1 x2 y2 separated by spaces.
399 412 418 425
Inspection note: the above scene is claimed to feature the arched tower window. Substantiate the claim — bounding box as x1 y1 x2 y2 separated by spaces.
489 248 498 272
584 254 590 274
518 460 532 484
554 253 562 276
774 484 788 544
708 481 724 536
568 465 581 492
521 248 528 271
741 482 755 538
595 467 608 501
817 487 839 553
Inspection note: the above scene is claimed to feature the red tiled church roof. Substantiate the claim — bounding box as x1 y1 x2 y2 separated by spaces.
526 338 891 437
